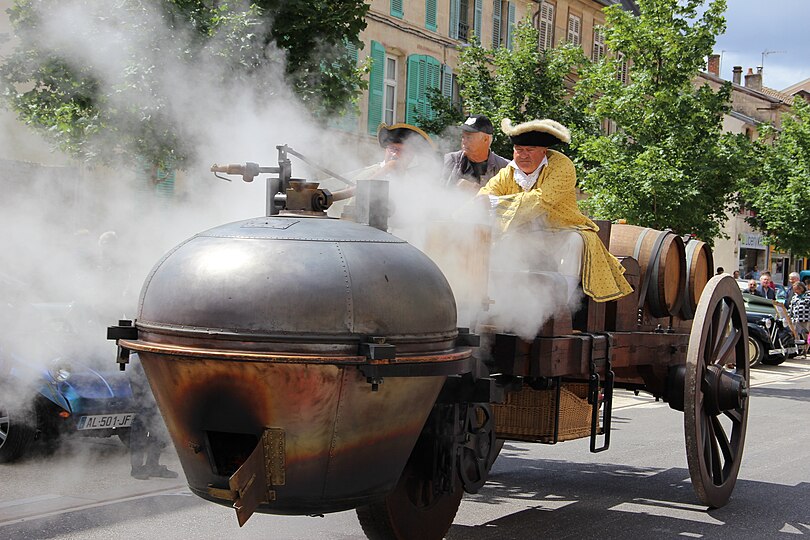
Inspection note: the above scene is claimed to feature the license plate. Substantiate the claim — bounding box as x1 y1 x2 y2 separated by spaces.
77 413 135 430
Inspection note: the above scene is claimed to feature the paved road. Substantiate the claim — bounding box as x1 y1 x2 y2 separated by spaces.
1 357 808 539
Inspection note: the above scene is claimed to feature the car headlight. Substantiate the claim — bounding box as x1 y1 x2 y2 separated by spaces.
48 359 72 382
763 318 773 329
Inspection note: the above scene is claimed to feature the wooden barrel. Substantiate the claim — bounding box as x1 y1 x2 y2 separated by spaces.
608 224 686 318
679 238 713 320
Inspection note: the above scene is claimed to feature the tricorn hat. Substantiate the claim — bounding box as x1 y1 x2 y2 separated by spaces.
501 118 571 147
377 123 436 150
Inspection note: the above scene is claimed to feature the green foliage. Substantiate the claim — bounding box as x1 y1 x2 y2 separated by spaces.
0 0 368 168
740 97 810 256
573 0 742 244
415 87 464 137
417 21 597 157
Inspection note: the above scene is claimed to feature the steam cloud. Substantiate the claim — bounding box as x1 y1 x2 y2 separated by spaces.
0 0 580 431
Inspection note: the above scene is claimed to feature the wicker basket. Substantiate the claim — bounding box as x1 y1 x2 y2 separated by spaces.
493 383 597 443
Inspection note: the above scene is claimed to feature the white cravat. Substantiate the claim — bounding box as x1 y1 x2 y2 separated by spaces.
510 156 547 191
489 157 548 209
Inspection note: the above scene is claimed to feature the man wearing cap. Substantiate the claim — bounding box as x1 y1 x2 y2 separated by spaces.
353 122 436 180
442 114 508 191
479 118 632 303
332 123 437 219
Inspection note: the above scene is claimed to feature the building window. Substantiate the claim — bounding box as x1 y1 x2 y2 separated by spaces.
391 0 403 19
383 56 398 126
492 0 502 47
458 0 470 41
426 0 437 31
405 54 442 124
616 52 628 85
567 14 581 46
450 0 482 43
592 25 605 62
538 1 554 51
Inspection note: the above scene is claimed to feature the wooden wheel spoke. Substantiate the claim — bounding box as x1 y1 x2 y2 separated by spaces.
709 302 733 363
713 326 742 367
723 407 744 425
710 301 731 351
704 416 724 484
710 415 734 465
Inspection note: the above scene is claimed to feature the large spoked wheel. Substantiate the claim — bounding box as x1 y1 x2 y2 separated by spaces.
685 275 749 508
356 443 463 540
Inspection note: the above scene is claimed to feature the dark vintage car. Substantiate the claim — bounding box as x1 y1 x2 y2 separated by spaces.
0 291 137 462
738 286 799 367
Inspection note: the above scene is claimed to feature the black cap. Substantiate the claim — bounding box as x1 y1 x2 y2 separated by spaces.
460 114 494 135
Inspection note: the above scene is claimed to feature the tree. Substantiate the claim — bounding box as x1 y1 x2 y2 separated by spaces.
0 0 368 170
417 21 598 158
740 97 810 256
572 0 745 243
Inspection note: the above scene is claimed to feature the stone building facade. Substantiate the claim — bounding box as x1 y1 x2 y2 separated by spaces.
350 0 637 158
701 57 796 283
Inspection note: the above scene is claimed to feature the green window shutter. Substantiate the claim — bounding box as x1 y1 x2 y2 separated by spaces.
367 41 385 135
473 0 483 44
506 2 515 50
391 0 403 18
492 0 501 48
426 56 442 119
406 54 442 124
406 55 422 124
449 0 460 39
426 0 437 31
442 65 454 99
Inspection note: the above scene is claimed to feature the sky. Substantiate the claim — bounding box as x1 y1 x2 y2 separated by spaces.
713 0 810 91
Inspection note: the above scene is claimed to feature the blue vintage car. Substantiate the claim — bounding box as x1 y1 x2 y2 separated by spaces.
0 296 137 462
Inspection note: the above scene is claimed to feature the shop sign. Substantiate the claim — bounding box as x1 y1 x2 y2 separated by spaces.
739 232 766 250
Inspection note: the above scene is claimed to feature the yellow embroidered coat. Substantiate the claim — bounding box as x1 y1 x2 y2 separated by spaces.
478 150 632 302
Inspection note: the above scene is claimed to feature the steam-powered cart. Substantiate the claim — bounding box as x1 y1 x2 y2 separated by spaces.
108 147 749 540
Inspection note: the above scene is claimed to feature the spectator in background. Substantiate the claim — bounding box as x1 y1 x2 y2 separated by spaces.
752 265 761 279
732 270 740 279
716 267 724 275
784 272 801 306
756 273 776 300
788 281 810 356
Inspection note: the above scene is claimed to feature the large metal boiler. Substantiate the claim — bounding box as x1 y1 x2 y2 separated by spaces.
108 147 480 527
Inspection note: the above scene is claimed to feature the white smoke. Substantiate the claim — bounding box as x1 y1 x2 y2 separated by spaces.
0 0 583 448
0 0 370 457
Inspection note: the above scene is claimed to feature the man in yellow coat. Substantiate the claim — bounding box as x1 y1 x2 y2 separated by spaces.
478 118 632 302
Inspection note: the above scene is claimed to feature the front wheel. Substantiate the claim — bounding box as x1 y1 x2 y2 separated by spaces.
0 405 36 463
761 327 793 365
356 455 463 540
747 335 765 367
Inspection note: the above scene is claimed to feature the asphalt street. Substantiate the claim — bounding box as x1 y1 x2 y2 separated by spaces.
1 356 808 539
